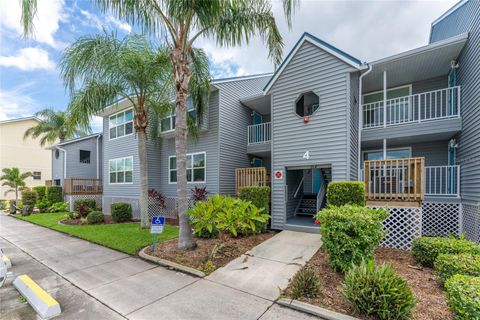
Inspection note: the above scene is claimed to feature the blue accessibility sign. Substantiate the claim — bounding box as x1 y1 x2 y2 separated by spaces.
150 216 165 234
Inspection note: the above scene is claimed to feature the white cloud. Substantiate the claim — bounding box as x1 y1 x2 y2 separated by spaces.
106 15 132 33
0 47 55 71
0 83 40 121
0 0 66 49
80 9 131 33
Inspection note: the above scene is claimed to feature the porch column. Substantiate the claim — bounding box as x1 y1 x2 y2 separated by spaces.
383 70 387 128
383 139 387 160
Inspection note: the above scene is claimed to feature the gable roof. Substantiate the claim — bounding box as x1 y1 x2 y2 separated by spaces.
47 133 102 149
0 116 40 125
263 32 364 94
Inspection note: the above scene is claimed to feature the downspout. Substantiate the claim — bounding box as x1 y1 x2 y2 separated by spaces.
55 146 67 180
357 64 372 180
96 135 101 179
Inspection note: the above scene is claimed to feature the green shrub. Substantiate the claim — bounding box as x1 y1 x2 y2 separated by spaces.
64 211 79 220
434 253 480 283
445 274 480 320
317 205 388 272
326 181 365 207
32 186 47 201
187 194 270 238
343 260 417 320
111 202 132 222
289 266 320 299
239 186 270 232
45 186 63 204
49 202 69 213
36 200 50 213
86 211 104 224
412 237 480 268
21 190 37 207
74 198 97 212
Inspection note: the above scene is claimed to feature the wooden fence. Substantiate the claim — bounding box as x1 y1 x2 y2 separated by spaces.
64 178 103 195
235 167 270 195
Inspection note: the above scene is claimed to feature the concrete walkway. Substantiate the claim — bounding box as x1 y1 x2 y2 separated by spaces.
0 215 321 319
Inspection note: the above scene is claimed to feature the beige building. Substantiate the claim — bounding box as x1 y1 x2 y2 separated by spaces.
0 117 53 200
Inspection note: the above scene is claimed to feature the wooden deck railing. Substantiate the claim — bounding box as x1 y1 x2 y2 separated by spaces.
45 180 52 186
235 167 270 195
64 178 103 195
364 157 424 204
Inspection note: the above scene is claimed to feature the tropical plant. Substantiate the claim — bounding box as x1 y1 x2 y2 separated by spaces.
49 202 69 213
149 188 166 209
191 186 209 203
288 266 321 299
24 108 90 146
1 168 32 209
21 0 298 249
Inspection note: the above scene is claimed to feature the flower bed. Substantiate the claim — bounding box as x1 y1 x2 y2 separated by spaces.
284 247 452 320
145 231 275 275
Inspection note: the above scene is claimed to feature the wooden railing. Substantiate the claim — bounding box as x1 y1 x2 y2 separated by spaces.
45 180 52 186
64 178 103 195
235 167 270 195
364 157 424 204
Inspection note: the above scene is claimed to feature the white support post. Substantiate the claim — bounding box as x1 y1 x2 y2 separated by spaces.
383 139 387 160
383 71 387 128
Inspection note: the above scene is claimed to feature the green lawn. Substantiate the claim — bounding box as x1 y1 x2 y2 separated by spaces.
15 213 178 255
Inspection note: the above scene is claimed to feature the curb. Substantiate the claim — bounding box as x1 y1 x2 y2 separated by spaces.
277 298 360 320
139 246 206 278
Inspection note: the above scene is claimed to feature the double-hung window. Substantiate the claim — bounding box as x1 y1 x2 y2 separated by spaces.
109 157 133 184
161 109 197 132
109 109 133 139
169 152 206 183
32 171 41 180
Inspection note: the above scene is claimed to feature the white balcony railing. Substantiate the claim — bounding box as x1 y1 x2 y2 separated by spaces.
247 122 271 145
363 86 461 128
425 165 460 197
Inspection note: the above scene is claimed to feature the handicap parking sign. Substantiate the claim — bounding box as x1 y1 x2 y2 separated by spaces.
150 216 165 234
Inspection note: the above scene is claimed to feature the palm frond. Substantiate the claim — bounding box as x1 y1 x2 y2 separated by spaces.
20 0 38 37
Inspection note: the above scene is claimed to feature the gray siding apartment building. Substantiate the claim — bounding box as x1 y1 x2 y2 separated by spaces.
53 1 479 243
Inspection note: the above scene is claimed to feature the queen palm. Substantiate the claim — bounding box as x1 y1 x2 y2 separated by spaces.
24 108 90 146
1 168 32 208
22 0 297 249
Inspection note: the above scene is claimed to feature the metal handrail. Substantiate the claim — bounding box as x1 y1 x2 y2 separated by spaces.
247 122 271 145
293 176 304 198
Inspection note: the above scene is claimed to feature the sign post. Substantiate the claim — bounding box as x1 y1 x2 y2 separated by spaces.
150 216 165 251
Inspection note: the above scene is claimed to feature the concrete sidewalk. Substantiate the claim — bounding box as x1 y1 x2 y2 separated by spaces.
0 215 321 319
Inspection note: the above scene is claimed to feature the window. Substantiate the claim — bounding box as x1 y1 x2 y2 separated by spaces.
109 157 133 184
161 109 197 132
33 171 41 180
169 152 206 183
295 91 319 117
109 109 133 139
363 148 411 161
80 150 91 164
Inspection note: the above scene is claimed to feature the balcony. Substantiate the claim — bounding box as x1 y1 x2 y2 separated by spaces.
425 165 460 197
64 178 103 195
247 122 271 155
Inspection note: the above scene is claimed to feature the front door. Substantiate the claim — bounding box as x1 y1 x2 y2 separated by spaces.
252 157 263 167
312 168 322 194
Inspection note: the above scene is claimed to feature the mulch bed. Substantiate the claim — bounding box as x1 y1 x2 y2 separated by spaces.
285 247 452 320
146 231 276 274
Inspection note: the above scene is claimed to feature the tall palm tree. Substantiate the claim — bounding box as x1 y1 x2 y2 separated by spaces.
1 168 32 208
21 0 297 250
24 108 91 146
60 33 196 228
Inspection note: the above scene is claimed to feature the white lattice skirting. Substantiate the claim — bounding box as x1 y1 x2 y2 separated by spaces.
148 197 195 221
421 202 462 237
65 195 103 211
462 204 480 244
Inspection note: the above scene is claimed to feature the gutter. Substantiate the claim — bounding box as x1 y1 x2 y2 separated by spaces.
55 146 67 180
357 64 372 180
96 135 101 179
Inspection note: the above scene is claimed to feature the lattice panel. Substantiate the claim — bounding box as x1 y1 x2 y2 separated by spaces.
65 194 102 211
462 204 480 244
421 202 461 237
368 206 422 249
147 197 195 222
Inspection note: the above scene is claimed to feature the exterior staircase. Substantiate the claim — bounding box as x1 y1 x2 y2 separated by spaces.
295 193 318 217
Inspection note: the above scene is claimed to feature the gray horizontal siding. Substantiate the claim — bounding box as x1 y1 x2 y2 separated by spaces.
217 76 271 196
349 72 360 180
430 0 480 204
269 41 356 229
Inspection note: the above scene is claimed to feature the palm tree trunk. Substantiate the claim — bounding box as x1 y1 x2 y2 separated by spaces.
172 48 196 250
137 129 149 228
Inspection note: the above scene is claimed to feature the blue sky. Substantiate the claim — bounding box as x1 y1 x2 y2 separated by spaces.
0 0 457 132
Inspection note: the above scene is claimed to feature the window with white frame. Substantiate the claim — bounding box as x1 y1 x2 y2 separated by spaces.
109 109 133 139
161 109 197 132
169 152 205 183
32 171 41 180
109 157 133 184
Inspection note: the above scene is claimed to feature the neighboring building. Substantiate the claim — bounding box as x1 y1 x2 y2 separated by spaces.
0 117 53 200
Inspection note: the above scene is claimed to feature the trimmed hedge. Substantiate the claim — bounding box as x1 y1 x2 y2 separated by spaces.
316 205 388 272
87 211 104 224
412 237 480 267
74 198 97 212
445 274 480 320
32 186 46 201
434 253 480 283
326 181 365 207
111 203 132 223
343 260 417 320
21 190 37 207
46 186 63 204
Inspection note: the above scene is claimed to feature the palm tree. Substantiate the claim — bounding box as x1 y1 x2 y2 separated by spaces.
60 33 188 228
24 108 91 146
21 0 297 250
1 168 32 209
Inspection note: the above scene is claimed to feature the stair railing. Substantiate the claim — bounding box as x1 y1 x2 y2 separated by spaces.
293 175 304 198
316 180 326 212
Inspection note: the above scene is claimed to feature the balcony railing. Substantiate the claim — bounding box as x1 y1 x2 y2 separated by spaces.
64 178 103 195
364 158 424 203
425 165 460 197
363 86 461 128
247 122 271 145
